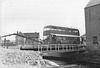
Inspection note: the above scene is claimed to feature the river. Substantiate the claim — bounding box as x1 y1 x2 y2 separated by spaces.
43 57 100 68
50 60 100 68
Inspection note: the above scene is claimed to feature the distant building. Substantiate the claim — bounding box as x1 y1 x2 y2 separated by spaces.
85 0 100 50
15 32 39 45
16 32 25 45
24 32 39 45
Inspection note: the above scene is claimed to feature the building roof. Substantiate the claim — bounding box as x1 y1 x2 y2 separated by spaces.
85 0 100 8
24 33 39 38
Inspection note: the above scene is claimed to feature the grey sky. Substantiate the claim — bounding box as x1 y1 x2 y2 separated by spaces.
0 0 89 39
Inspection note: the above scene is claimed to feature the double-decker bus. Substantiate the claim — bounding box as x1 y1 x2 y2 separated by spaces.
43 25 80 44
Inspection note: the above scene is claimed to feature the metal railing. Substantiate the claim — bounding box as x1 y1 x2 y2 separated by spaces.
36 44 86 52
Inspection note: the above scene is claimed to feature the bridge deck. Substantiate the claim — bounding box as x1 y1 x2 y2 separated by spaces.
21 44 86 54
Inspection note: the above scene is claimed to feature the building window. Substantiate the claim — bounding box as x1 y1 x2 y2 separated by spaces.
93 36 98 44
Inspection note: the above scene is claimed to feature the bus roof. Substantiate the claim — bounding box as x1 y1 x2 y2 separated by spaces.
44 25 79 31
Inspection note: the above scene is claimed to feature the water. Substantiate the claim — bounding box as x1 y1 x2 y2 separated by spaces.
43 57 100 68
47 60 100 68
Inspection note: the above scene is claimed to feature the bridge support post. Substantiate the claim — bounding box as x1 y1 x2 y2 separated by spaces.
50 45 51 51
47 45 48 51
41 45 42 52
63 44 64 50
66 45 67 51
70 45 72 51
58 44 59 52
71 45 73 51
55 44 56 51
38 45 39 51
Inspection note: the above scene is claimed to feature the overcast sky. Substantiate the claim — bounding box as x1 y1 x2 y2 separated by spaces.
0 0 90 39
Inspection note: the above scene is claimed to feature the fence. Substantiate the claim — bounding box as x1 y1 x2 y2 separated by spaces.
35 44 86 53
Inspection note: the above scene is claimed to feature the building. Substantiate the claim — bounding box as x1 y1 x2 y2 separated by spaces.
15 32 39 45
85 0 100 50
16 32 26 45
81 34 86 44
24 32 39 45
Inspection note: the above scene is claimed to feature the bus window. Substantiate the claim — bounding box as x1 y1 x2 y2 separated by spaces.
52 35 56 44
44 28 51 31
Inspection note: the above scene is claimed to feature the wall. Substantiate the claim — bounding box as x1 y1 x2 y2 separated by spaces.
85 5 100 50
25 38 39 45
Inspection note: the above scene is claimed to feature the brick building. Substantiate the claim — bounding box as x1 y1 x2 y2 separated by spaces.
24 32 39 45
16 32 39 45
85 0 100 50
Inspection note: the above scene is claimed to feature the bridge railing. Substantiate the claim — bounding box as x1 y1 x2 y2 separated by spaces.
36 44 86 52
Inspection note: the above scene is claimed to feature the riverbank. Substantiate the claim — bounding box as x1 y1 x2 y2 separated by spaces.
0 47 59 68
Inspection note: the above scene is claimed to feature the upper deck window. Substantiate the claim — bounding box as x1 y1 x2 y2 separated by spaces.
74 31 78 33
44 28 51 31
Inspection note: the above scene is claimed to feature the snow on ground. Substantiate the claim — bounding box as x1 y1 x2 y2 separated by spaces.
0 47 59 68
